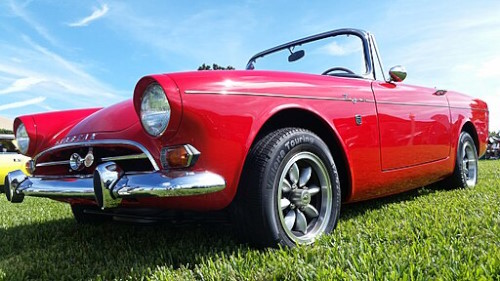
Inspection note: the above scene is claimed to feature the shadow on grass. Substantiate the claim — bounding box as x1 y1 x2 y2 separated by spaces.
0 216 241 280
0 184 448 280
340 184 448 220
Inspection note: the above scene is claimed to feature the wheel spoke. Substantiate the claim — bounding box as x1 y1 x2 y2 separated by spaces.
280 198 291 210
299 166 312 187
307 185 321 196
294 209 308 234
288 163 299 185
281 179 292 193
284 210 296 230
302 204 319 218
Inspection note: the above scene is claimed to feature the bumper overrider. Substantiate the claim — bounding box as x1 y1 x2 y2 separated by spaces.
3 162 226 209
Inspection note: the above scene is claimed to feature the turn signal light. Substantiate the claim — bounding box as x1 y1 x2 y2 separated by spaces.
160 144 200 169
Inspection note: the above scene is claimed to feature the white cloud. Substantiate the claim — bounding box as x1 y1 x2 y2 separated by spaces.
0 77 45 95
105 3 258 69
68 4 109 27
320 41 361 56
0 35 124 118
7 0 60 47
0 96 46 111
476 57 500 78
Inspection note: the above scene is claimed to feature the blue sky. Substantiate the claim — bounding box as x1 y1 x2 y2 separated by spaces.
0 0 499 131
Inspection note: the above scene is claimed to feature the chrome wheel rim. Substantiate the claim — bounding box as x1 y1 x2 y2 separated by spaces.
462 141 477 187
277 151 332 244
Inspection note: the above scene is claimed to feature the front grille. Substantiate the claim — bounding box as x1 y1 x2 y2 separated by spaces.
33 139 158 177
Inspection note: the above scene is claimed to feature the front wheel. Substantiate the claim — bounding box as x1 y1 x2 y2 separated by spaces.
233 128 341 247
445 131 478 189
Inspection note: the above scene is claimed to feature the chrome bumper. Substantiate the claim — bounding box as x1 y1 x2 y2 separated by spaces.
3 162 226 209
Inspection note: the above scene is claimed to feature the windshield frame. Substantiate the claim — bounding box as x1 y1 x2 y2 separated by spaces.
246 28 375 79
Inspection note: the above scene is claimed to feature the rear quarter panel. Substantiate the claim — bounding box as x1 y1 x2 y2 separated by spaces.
446 91 489 157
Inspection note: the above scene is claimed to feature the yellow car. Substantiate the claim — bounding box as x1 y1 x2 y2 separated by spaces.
0 134 31 192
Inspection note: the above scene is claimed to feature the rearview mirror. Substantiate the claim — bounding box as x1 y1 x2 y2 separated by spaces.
388 65 407 82
288 50 305 62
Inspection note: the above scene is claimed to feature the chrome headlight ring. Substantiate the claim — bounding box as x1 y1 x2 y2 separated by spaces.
16 123 30 154
140 83 171 137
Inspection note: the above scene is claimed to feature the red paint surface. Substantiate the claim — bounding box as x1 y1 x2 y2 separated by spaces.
18 70 488 210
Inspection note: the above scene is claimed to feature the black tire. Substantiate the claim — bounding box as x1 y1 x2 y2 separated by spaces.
232 128 341 247
444 131 478 189
71 205 112 224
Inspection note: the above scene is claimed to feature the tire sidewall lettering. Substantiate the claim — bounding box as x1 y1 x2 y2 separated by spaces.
267 134 316 190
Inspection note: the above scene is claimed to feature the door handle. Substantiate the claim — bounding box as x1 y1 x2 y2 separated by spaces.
433 89 447 96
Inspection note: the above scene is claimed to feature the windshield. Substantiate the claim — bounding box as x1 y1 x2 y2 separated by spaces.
248 34 368 77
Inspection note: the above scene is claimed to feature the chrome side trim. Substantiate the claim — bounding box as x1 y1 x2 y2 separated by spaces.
36 160 70 167
450 106 489 112
186 90 487 112
375 100 449 108
100 153 148 162
34 139 159 171
185 90 376 103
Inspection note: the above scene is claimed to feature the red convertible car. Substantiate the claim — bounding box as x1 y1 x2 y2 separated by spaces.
3 29 488 247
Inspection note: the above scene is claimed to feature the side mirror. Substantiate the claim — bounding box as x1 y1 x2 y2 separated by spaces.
388 65 407 82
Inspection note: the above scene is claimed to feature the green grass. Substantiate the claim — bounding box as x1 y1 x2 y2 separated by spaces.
1 161 499 280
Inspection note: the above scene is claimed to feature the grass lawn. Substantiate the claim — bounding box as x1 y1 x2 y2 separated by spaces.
0 161 499 280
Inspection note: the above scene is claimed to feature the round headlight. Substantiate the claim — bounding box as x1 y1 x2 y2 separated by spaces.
140 83 171 137
16 123 30 154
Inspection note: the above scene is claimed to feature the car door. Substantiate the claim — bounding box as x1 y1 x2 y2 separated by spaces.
372 81 451 170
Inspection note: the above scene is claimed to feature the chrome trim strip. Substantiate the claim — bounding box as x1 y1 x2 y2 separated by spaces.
368 33 387 82
185 90 376 103
36 153 149 168
376 101 488 111
450 106 489 112
34 139 159 171
375 100 449 108
36 160 70 167
186 90 487 112
100 153 148 162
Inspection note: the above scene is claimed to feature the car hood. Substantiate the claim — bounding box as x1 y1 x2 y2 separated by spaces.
67 99 138 136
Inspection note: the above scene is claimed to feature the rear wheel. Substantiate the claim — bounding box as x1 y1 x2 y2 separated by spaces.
71 205 112 224
233 128 341 247
445 131 478 189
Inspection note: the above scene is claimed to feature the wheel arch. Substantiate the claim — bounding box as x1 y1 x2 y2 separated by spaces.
461 121 479 155
244 107 352 201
